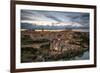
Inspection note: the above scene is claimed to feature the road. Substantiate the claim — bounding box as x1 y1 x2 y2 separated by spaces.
22 42 49 49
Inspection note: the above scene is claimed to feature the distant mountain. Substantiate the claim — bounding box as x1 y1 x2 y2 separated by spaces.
21 22 89 30
21 23 35 29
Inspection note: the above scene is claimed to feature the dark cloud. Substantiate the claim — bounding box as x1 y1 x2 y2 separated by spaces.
21 9 89 30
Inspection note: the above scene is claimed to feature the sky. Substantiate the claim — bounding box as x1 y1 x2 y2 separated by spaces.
21 9 90 30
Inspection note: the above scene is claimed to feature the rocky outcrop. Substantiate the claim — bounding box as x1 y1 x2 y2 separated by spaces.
21 30 89 62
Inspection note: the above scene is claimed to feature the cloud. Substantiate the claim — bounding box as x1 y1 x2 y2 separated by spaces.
21 9 89 29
